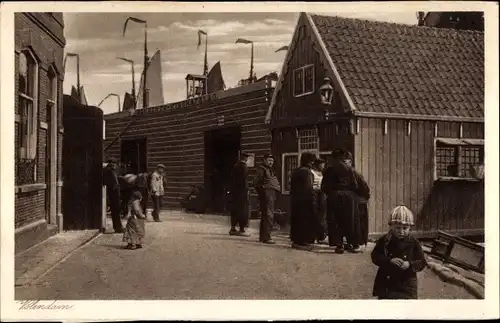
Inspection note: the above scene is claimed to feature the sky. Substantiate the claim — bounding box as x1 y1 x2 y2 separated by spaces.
62 12 419 114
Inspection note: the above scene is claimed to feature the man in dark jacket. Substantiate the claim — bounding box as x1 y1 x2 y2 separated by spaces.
321 148 361 254
253 154 281 244
290 152 317 250
102 158 124 233
229 152 250 236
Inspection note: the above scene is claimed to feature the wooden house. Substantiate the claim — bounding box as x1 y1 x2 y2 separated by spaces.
103 80 274 214
265 13 484 239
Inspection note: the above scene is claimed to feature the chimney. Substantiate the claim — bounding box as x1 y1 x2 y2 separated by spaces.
417 12 426 26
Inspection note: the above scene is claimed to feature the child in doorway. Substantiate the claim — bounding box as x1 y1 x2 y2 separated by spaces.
371 205 427 299
122 191 146 250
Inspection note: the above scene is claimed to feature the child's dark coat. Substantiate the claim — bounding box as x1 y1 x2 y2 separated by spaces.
371 234 427 299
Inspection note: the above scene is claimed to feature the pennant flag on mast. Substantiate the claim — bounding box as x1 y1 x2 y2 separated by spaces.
123 17 147 36
235 38 253 44
275 45 289 53
197 30 207 49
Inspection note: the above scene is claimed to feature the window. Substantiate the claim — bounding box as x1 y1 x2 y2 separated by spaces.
298 127 319 152
17 49 38 161
293 64 314 97
435 138 484 180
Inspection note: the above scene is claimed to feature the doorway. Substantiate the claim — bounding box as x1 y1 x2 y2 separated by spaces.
204 126 242 213
120 138 148 174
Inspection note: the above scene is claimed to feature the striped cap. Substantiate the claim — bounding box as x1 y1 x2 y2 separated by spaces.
388 205 414 226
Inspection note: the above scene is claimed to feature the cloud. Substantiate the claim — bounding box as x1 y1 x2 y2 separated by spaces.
162 72 188 81
169 19 294 37
65 37 137 51
264 18 289 25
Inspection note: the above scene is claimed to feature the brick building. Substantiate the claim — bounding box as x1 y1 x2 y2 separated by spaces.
15 13 66 253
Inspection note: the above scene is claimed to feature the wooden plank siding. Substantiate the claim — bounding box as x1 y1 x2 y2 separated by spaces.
354 118 484 239
103 84 273 209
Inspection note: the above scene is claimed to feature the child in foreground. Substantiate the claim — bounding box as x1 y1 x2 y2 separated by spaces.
122 191 146 250
371 205 427 299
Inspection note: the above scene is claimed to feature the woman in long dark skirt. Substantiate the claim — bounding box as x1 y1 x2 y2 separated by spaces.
353 169 370 247
123 191 146 250
289 152 317 251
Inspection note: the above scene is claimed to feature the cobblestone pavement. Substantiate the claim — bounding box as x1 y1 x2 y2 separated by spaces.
15 211 473 300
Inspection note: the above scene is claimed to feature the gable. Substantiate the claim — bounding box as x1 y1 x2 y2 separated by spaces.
310 14 484 120
265 12 355 126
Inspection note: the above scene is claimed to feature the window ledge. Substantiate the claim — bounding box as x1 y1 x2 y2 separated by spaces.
436 176 483 183
40 121 48 130
16 183 47 193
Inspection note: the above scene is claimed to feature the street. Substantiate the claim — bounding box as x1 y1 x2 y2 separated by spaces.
16 211 473 300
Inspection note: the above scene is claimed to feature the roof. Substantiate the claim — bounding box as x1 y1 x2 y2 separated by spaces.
309 14 484 119
104 79 272 120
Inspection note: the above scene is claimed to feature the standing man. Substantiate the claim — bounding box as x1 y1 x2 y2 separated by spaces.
150 164 165 222
290 152 316 250
253 154 281 244
321 149 361 254
103 158 124 233
229 152 250 236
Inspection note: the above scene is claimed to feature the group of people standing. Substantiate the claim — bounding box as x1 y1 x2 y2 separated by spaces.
102 158 166 249
229 148 370 253
289 148 370 253
229 150 427 299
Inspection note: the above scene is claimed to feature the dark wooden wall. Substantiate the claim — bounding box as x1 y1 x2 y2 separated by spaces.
62 97 103 230
104 83 273 209
354 118 484 238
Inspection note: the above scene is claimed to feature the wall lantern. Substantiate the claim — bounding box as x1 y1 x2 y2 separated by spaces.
320 77 334 105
